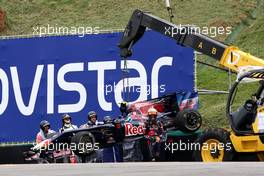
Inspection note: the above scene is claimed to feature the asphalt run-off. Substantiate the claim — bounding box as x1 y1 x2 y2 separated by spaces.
0 162 262 176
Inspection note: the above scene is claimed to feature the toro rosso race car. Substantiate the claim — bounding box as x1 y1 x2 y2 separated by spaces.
24 92 202 162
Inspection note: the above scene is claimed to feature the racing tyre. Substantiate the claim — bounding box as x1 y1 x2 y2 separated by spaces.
71 131 96 157
257 152 264 161
37 159 50 164
176 109 202 132
193 128 234 162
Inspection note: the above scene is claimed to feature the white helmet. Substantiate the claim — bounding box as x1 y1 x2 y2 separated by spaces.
148 107 158 116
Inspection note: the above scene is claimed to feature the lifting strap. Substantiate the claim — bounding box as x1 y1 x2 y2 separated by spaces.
122 58 130 102
121 40 134 102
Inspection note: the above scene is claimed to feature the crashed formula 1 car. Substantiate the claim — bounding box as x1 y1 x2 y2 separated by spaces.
24 92 202 162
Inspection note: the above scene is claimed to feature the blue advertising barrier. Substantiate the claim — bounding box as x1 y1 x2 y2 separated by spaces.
0 31 195 142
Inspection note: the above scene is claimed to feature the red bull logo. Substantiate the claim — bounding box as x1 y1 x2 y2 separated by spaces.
125 123 144 136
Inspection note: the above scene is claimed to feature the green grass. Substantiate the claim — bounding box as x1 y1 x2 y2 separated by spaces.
235 8 264 59
1 0 264 129
0 0 258 35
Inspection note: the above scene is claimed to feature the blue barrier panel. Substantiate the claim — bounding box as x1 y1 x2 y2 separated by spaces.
0 31 194 142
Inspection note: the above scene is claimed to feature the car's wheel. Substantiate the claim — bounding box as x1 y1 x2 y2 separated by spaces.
176 109 202 132
37 159 50 164
193 128 234 162
257 152 264 161
71 131 96 157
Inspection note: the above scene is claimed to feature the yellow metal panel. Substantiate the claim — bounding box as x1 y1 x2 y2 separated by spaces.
219 46 264 72
230 133 264 152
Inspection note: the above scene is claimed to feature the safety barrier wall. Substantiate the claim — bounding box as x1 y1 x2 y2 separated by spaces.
0 31 195 142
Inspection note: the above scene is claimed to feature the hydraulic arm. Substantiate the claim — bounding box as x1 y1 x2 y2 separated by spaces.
118 9 264 73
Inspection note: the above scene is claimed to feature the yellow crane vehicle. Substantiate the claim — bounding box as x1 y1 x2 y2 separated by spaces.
118 9 264 161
